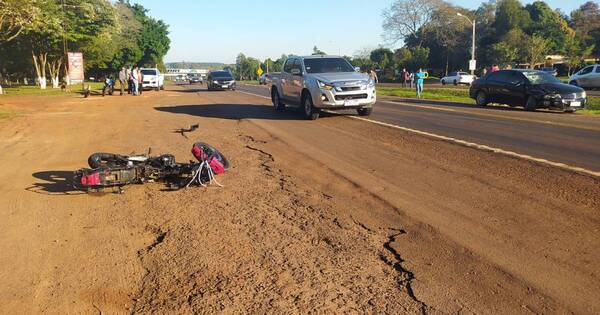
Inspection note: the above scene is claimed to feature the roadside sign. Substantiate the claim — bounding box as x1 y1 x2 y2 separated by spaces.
67 52 84 83
469 59 477 71
256 67 263 76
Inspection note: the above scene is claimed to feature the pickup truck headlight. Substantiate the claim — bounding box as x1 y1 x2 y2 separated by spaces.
582 91 586 98
213 80 219 84
367 78 375 88
318 80 334 91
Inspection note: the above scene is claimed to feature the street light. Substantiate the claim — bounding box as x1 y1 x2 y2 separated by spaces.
457 12 476 75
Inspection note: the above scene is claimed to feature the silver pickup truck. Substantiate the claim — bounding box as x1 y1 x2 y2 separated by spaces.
270 55 376 120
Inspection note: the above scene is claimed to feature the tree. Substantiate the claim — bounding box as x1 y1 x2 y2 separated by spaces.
493 0 531 39
129 3 170 68
382 0 443 46
0 0 41 93
487 42 519 66
369 48 394 69
563 35 595 75
521 34 548 68
312 46 326 55
570 1 600 55
526 1 572 54
0 0 39 43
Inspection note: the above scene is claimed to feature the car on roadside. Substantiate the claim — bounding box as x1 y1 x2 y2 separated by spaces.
470 69 587 112
189 75 202 84
270 55 376 120
207 71 236 91
441 71 476 86
568 64 600 89
140 68 165 91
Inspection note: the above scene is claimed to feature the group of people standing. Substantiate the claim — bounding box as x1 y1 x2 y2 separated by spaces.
367 67 429 98
400 68 428 98
118 66 144 96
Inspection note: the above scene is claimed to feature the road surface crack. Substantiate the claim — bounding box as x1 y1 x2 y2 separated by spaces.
131 226 168 314
380 229 428 314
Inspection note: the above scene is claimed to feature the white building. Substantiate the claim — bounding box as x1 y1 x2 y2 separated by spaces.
165 68 209 80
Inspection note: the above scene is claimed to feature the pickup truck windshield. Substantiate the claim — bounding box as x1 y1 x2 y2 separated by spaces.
141 69 157 75
304 58 354 74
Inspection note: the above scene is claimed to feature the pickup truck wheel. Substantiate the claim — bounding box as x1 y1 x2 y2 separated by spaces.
303 94 320 120
441 80 446 85
271 89 285 110
524 96 537 111
357 108 372 116
154 87 159 91
453 80 458 86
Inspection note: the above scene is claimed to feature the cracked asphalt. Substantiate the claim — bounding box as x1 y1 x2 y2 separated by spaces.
0 84 598 314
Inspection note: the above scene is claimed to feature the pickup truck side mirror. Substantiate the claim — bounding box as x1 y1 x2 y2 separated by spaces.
291 68 302 76
355 67 361 72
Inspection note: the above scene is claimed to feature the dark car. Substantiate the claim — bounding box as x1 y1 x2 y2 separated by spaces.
207 70 236 91
469 69 587 112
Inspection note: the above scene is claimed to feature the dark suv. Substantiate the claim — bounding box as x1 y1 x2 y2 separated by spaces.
469 69 587 112
207 71 236 91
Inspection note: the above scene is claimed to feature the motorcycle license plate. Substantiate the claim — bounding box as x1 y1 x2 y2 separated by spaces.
344 100 359 106
570 101 581 107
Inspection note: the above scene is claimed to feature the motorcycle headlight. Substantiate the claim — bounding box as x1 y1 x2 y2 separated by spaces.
318 80 334 90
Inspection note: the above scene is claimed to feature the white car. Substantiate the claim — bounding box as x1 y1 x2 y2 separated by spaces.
568 64 600 89
140 68 165 91
441 71 475 86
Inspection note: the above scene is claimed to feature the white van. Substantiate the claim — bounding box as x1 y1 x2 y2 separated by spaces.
140 68 165 91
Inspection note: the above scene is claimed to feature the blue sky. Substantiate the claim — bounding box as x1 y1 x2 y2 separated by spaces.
131 0 588 63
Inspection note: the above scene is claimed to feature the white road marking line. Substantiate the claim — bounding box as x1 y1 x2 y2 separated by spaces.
382 100 600 132
236 88 600 177
237 89 270 100
382 101 458 112
350 116 600 177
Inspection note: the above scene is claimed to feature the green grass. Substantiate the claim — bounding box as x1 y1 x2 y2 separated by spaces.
378 87 473 103
579 96 600 115
0 81 104 96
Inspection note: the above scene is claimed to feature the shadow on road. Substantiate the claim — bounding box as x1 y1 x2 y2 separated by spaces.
26 171 83 195
154 103 339 121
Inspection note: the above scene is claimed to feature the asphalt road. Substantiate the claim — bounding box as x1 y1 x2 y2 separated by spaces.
237 83 600 173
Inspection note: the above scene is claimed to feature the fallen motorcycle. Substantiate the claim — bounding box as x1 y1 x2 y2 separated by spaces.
73 142 229 193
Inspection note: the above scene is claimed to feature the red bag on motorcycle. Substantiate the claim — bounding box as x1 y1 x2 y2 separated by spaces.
191 142 229 174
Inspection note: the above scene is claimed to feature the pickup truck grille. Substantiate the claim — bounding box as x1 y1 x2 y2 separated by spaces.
340 86 361 91
335 94 368 100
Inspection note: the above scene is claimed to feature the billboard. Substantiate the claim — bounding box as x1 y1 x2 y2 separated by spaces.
67 52 84 83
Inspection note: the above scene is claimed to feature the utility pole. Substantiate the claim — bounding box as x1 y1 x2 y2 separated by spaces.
457 13 476 75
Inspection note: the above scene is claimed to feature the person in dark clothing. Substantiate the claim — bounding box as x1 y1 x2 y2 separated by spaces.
400 68 409 88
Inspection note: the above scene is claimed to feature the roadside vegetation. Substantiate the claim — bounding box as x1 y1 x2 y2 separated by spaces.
0 0 170 92
1 82 105 97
